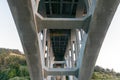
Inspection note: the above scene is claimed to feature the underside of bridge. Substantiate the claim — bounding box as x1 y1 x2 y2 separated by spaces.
7 0 119 80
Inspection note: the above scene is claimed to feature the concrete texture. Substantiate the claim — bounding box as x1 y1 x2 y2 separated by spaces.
7 0 43 80
7 0 120 80
78 0 120 80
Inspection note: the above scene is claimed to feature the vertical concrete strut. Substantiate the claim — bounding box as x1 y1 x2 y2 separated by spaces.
71 29 77 67
42 29 47 67
7 0 43 80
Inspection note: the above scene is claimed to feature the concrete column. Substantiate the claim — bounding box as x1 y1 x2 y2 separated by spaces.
50 58 54 68
75 29 80 59
66 55 69 68
46 30 50 68
43 29 47 52
70 44 74 67
47 76 51 80
76 29 85 67
67 54 71 68
71 29 77 67
49 45 54 68
46 30 54 68
47 53 49 68
74 41 77 67
7 0 44 80
69 76 73 80
40 30 47 68
69 51 72 68
78 0 120 80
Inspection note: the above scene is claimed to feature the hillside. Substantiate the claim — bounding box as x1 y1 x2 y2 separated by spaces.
92 66 120 80
0 48 120 80
0 48 29 80
0 48 22 55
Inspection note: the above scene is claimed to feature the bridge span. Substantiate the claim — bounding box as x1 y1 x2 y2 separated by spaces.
7 0 119 80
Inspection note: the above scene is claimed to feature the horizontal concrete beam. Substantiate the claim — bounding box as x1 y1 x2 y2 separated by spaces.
44 67 77 76
53 61 66 64
35 13 91 31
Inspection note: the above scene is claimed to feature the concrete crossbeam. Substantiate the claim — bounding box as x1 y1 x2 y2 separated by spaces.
44 67 77 76
35 13 91 30
53 61 66 64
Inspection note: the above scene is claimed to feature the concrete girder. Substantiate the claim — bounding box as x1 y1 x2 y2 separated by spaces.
35 13 91 31
7 0 43 80
52 61 66 64
44 67 78 76
78 0 120 80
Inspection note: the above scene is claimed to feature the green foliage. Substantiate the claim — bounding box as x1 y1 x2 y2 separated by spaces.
9 76 30 80
0 69 9 80
4 54 26 67
91 66 120 80
20 66 29 77
0 48 30 80
116 73 120 78
92 72 114 79
0 48 22 54
0 63 30 79
0 48 120 80
8 69 16 78
0 50 26 70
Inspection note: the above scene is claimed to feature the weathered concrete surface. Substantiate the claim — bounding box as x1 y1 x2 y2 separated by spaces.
78 0 120 80
44 67 77 76
7 0 120 80
7 0 43 80
35 13 91 30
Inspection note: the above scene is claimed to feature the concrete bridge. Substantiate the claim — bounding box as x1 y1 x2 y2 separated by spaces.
7 0 119 80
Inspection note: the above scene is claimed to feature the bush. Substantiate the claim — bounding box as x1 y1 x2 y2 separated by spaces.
19 66 29 77
0 49 29 80
9 76 30 80
0 69 9 80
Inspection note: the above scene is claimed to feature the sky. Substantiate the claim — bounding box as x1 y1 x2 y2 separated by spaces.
0 0 120 72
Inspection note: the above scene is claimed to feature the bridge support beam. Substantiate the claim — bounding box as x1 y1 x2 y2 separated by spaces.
78 0 120 80
7 0 44 80
44 67 77 76
7 0 120 80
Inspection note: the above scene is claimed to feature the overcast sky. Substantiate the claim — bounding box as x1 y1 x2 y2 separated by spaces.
0 0 120 72
96 4 120 72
